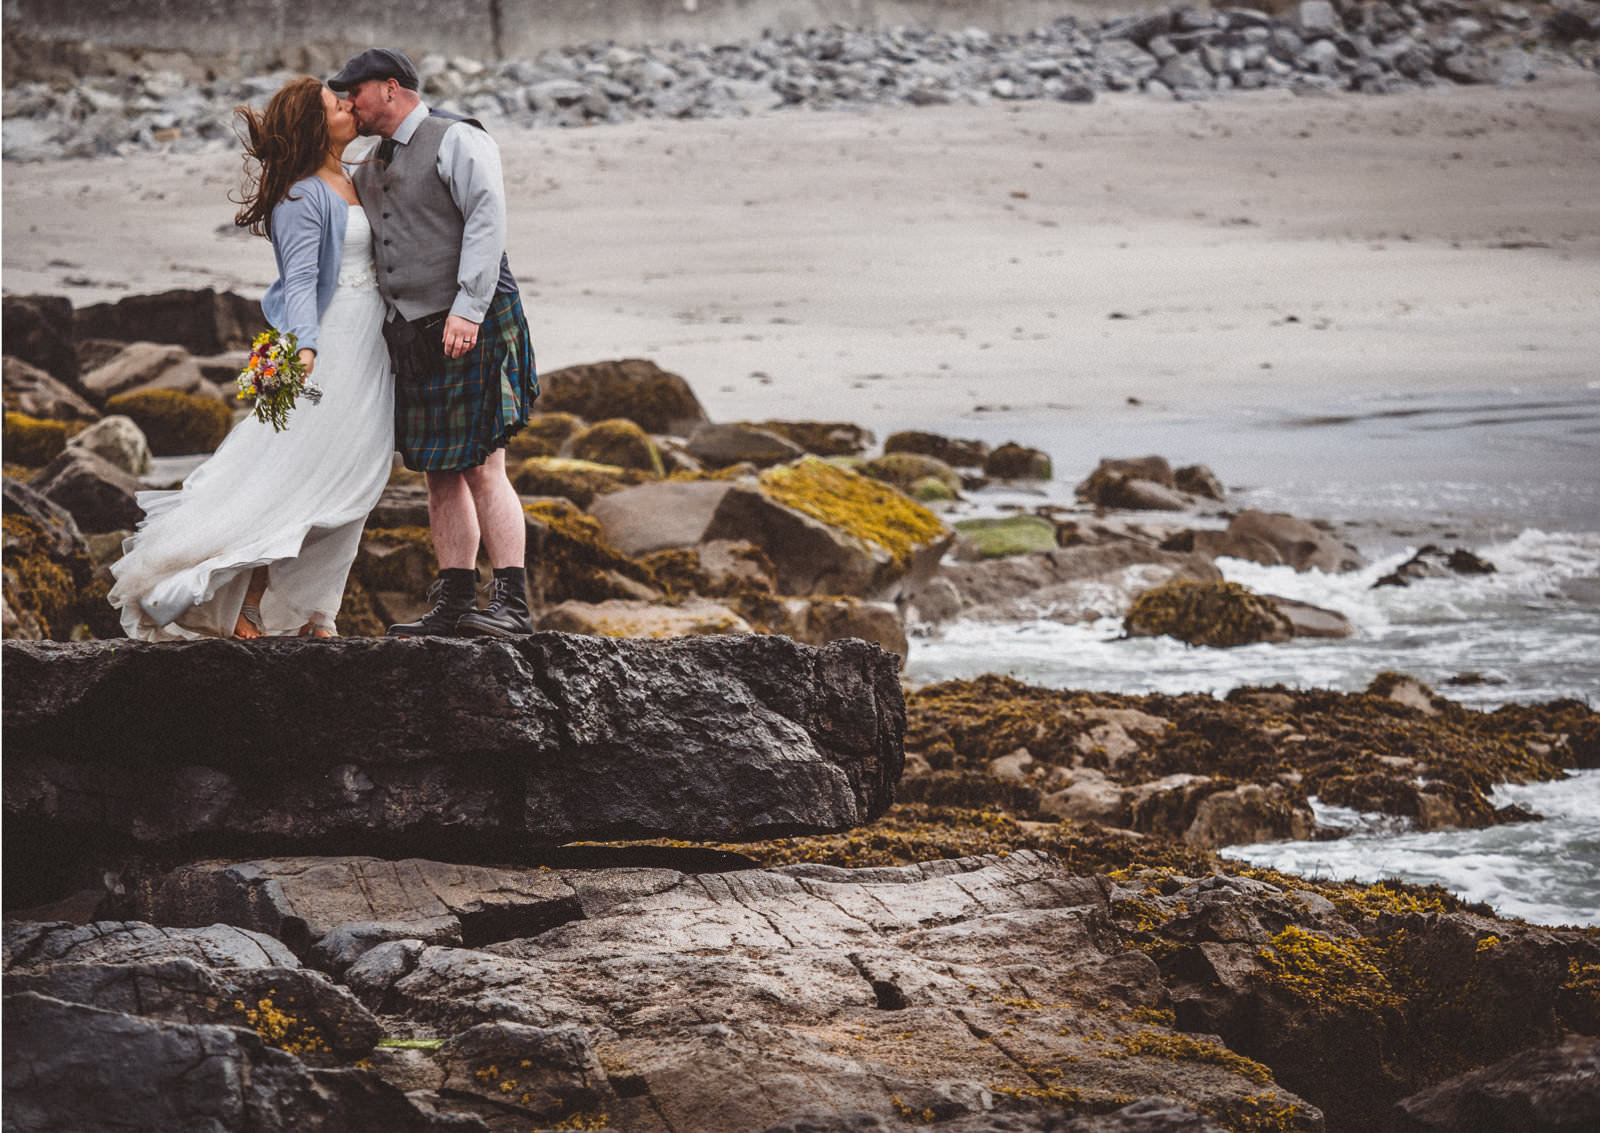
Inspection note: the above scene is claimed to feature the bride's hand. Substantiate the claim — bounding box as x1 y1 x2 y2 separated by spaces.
298 347 316 377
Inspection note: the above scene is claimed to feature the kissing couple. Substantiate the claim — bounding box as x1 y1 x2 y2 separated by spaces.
109 48 541 642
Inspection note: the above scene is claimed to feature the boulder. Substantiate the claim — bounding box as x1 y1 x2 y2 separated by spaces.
1375 544 1497 588
883 430 991 468
588 479 745 557
951 514 1059 559
591 462 950 599
73 288 265 355
3 355 99 421
505 412 583 459
80 342 218 403
566 417 664 475
861 452 962 496
536 597 752 637
924 543 1222 625
1174 464 1225 501
1 992 469 1133
104 388 233 456
1125 579 1293 647
2 634 905 868
1200 509 1365 573
687 422 807 468
1393 1033 1600 1131
1 294 79 383
28 446 144 534
65 414 152 477
751 420 875 457
1 411 70 468
510 455 651 508
784 596 909 662
984 442 1053 480
534 358 708 436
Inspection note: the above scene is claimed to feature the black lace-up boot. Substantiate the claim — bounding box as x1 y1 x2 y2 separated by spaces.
456 565 534 637
385 568 478 636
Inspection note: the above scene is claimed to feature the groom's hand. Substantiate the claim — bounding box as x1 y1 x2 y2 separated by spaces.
443 315 481 359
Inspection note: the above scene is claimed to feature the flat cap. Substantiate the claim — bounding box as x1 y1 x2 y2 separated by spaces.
328 47 420 92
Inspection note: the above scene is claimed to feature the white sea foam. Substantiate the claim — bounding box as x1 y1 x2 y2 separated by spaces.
1223 771 1600 927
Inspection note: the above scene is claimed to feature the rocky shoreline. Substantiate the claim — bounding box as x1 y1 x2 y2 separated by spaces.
6 279 1600 1127
5 1 1599 161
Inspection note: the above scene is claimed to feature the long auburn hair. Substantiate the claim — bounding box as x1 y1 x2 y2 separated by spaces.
232 77 331 238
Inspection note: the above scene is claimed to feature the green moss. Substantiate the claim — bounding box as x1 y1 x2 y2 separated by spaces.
953 515 1059 558
757 456 946 571
105 389 233 455
354 526 439 594
2 411 69 467
1125 579 1293 648
569 418 665 476
512 456 652 508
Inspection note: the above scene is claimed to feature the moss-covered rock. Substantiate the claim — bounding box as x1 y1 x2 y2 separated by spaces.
506 412 583 459
861 451 962 497
1125 579 1294 648
524 498 662 605
953 514 1059 558
511 457 653 508
568 418 665 476
984 442 1052 480
104 388 233 456
2 411 69 468
750 420 874 457
884 430 991 468
0 479 117 640
535 358 708 435
757 457 947 578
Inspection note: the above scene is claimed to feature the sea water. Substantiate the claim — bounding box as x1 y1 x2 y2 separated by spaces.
899 387 1600 925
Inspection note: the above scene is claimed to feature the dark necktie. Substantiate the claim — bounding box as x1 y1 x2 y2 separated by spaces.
377 137 397 165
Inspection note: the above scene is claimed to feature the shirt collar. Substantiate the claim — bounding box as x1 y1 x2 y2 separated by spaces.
389 101 430 146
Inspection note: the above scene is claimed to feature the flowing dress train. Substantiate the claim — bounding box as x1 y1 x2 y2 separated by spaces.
109 206 394 639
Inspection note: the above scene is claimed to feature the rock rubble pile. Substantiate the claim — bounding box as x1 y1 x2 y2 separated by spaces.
4 1 1598 160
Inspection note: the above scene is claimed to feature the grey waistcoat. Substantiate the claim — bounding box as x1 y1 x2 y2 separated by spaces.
355 112 515 322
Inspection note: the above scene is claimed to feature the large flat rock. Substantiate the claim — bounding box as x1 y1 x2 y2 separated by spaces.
1 634 903 868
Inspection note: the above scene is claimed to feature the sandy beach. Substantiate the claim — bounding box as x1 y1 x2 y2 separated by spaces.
4 75 1599 434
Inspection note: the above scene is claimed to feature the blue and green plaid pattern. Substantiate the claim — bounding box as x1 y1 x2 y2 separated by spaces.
395 291 538 471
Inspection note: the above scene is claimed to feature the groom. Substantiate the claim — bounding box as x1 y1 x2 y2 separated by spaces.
329 48 539 637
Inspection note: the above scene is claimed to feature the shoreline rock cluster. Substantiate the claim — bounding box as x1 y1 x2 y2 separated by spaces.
5 1 1599 161
2 283 1520 664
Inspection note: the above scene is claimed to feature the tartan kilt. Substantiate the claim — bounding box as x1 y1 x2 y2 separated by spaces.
395 290 539 472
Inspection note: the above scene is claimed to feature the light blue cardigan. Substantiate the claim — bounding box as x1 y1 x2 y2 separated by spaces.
260 174 349 355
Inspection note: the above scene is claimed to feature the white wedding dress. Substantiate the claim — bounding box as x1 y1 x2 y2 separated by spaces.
110 206 395 640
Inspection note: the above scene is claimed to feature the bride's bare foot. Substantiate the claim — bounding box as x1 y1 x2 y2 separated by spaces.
298 621 335 638
234 604 266 639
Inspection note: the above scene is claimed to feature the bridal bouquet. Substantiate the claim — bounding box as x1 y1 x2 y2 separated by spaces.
237 328 323 432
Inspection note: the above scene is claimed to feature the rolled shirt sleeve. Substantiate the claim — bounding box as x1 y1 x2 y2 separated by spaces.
436 122 508 324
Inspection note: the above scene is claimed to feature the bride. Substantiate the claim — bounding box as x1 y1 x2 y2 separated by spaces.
109 78 395 640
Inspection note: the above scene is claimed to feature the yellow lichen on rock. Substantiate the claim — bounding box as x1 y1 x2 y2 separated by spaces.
2 412 70 468
104 389 233 456
758 456 946 570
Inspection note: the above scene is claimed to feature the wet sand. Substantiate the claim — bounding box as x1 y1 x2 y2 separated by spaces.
4 75 1598 434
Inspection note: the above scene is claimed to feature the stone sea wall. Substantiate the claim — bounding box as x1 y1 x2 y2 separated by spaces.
5 1 1598 162
3 0 1107 59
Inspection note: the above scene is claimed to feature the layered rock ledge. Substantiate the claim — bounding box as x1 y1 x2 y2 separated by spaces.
2 633 904 885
